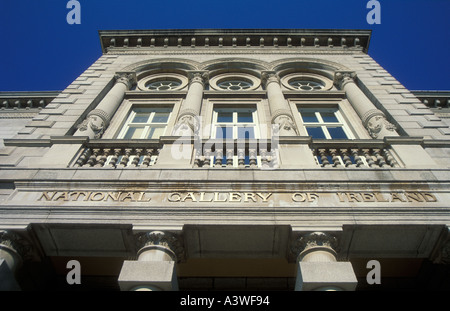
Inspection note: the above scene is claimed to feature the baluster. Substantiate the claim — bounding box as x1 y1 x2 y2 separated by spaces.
141 148 152 167
203 148 211 168
329 149 341 167
362 149 375 167
318 149 330 167
351 149 363 167
383 148 399 167
131 148 143 167
215 148 223 168
119 148 132 167
249 148 257 168
193 147 202 168
152 148 160 166
74 148 91 167
260 148 269 168
96 148 110 167
226 148 234 167
87 148 100 167
341 149 353 167
109 148 122 168
373 148 386 167
237 148 245 168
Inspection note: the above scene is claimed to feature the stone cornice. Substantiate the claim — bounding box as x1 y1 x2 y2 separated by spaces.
412 91 450 109
0 91 60 110
99 29 371 54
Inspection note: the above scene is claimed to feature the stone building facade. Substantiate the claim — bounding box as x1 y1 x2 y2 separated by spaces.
1 29 450 291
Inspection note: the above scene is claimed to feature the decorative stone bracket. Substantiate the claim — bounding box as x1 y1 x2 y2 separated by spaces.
362 109 397 139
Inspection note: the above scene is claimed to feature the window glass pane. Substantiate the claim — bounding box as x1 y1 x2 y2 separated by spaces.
306 127 326 139
328 127 348 139
217 111 233 123
238 127 255 139
321 112 339 123
132 114 150 123
216 126 233 139
222 155 228 165
237 112 253 123
244 155 250 166
146 80 181 91
218 80 253 91
152 112 170 123
124 127 144 139
147 126 165 139
300 111 319 123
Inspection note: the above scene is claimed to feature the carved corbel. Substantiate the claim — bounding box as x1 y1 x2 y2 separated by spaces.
173 111 200 136
77 109 111 139
363 109 397 139
272 113 298 136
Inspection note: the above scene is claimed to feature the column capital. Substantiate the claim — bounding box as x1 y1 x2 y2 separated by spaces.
261 71 280 87
333 71 357 89
290 231 340 262
135 231 185 263
0 230 34 269
114 72 137 90
432 227 450 264
187 71 209 86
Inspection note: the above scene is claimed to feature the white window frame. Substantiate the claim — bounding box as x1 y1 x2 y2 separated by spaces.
117 107 172 140
211 107 260 140
297 107 355 140
209 106 262 167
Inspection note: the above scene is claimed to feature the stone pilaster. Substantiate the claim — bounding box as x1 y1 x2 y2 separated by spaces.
291 232 357 291
75 72 136 139
334 71 398 139
118 231 184 291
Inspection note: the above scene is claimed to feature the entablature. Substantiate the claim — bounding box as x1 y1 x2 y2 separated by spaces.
99 29 371 54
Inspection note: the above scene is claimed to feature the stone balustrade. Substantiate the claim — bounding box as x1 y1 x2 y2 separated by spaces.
311 141 400 168
193 139 277 169
71 138 409 169
73 140 161 168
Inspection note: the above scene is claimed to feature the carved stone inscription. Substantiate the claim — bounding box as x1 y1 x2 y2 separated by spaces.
36 190 439 204
38 191 151 202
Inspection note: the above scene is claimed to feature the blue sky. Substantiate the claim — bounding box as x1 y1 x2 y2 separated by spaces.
0 0 449 92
